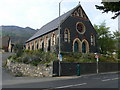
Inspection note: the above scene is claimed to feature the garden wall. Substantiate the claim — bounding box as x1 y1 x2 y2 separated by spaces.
6 59 53 77
6 60 120 77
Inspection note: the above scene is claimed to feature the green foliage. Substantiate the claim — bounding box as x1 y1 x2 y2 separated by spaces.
62 52 96 63
14 44 24 57
113 31 120 59
61 52 118 63
99 54 118 63
118 50 120 59
95 2 120 19
9 49 58 66
9 50 119 64
94 21 116 54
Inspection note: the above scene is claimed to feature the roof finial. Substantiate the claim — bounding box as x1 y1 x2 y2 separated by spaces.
79 1 80 5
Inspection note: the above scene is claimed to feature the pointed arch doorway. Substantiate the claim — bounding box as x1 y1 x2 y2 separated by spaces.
82 42 86 53
73 38 82 52
74 41 79 52
82 39 89 53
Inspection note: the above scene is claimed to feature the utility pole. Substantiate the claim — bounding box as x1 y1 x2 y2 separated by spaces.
58 0 63 77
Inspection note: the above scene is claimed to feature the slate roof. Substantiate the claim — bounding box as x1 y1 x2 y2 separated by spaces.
26 5 80 42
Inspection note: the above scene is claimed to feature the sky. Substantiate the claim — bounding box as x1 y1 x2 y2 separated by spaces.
0 0 118 33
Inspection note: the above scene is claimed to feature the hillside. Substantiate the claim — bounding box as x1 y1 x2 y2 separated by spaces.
0 25 37 44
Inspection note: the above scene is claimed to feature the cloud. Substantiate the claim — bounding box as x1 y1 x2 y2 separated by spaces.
92 12 118 32
0 0 118 32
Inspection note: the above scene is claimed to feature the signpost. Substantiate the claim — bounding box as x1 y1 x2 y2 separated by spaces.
95 54 99 74
58 54 62 76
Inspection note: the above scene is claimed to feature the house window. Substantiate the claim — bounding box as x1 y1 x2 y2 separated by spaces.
91 34 95 46
64 28 70 43
76 22 85 34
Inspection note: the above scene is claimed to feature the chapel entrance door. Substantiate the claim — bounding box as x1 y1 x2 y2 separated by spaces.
74 41 79 52
82 42 86 53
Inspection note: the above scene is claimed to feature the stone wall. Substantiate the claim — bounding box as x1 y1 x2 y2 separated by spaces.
6 59 53 77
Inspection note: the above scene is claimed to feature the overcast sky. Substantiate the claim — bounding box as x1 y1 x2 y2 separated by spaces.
0 0 118 32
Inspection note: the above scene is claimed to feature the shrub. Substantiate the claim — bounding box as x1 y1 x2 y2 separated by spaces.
118 50 120 59
8 48 119 65
9 49 58 66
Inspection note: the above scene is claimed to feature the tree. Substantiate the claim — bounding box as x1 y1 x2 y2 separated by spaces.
14 44 24 57
95 2 120 19
94 21 116 54
113 30 120 59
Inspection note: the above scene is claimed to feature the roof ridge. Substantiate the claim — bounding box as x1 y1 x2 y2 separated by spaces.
26 4 81 42
39 7 76 31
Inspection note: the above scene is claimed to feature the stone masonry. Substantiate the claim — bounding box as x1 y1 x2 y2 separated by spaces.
6 59 53 77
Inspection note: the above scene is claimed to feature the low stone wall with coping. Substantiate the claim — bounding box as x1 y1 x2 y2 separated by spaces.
6 59 53 77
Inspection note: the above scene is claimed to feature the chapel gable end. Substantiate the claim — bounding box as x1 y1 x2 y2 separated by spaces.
71 6 88 20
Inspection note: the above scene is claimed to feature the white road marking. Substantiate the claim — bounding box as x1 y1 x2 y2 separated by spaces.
55 83 87 89
111 78 119 80
102 78 119 82
102 79 111 82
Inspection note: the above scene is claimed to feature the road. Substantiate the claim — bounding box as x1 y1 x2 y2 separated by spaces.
2 72 119 89
1 53 120 89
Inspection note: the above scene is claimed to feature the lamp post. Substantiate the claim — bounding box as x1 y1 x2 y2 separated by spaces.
58 0 63 76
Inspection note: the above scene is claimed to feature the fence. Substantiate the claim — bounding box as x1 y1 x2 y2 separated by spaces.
98 63 119 73
52 61 119 76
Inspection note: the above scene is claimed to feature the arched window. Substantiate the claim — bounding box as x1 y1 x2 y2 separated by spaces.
36 43 38 49
28 46 30 50
39 38 42 49
45 36 48 48
76 22 86 34
48 39 51 51
52 33 56 46
35 40 38 49
32 43 34 50
42 41 44 51
64 28 70 43
27 43 30 50
91 34 95 46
